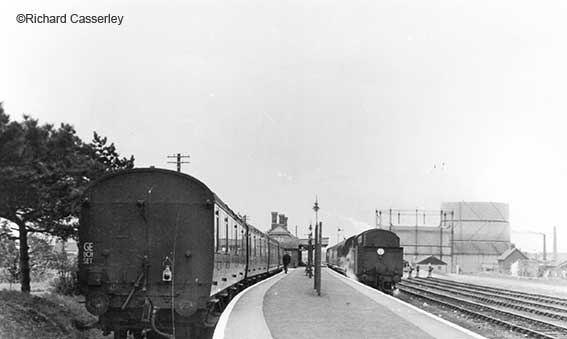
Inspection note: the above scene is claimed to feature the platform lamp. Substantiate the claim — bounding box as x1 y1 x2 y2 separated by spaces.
313 197 321 295
306 224 313 278
313 196 319 227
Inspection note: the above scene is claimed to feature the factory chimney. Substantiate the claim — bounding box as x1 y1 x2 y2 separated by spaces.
554 226 558 263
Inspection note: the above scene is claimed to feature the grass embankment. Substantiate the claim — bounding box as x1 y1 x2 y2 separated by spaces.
0 289 110 339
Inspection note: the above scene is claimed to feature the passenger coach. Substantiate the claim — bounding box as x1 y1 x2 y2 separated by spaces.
78 168 282 339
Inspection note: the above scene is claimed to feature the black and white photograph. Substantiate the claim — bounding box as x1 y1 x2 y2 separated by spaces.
2 1 567 338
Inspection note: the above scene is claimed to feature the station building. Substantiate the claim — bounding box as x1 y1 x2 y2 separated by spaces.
266 211 329 267
266 212 301 267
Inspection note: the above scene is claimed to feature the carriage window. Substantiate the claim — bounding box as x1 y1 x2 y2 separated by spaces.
241 227 246 254
233 223 239 255
224 217 229 254
215 210 219 253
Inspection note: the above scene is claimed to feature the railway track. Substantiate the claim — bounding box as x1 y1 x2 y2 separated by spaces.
426 277 567 308
407 278 567 322
399 278 567 339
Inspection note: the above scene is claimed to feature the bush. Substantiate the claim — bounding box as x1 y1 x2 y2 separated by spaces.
49 249 79 295
50 273 78 295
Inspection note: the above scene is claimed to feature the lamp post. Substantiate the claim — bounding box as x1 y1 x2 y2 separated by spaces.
313 197 319 228
307 224 313 278
313 197 321 296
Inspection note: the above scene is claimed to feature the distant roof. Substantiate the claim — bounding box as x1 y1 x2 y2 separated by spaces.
416 256 447 265
267 225 295 237
498 247 528 261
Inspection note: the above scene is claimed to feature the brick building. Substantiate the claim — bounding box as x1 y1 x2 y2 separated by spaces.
267 212 300 267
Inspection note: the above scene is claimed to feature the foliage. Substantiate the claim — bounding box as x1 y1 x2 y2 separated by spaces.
28 236 59 280
49 242 79 295
50 255 78 295
0 233 68 283
0 102 135 292
0 103 135 240
0 237 20 285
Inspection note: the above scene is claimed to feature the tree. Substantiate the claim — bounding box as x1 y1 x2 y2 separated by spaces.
0 232 59 285
0 102 134 292
0 222 20 288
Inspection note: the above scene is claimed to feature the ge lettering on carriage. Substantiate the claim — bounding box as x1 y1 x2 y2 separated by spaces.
83 242 94 264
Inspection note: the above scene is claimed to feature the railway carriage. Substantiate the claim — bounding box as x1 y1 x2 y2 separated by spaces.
78 168 281 339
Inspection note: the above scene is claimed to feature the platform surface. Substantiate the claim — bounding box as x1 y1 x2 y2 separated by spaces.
215 268 487 339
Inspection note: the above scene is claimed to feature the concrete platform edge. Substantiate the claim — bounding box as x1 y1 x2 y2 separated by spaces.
212 271 284 339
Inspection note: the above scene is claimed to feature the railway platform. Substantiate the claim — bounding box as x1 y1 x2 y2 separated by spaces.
213 267 487 339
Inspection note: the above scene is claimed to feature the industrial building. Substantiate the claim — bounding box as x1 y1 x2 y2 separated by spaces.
379 202 511 273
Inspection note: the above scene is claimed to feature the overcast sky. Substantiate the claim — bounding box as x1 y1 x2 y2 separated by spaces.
2 0 567 252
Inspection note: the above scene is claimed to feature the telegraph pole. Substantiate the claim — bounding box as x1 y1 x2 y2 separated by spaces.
167 153 190 172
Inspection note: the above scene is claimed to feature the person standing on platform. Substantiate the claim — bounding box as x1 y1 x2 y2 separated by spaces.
416 265 420 278
283 252 291 273
408 265 414 279
428 263 433 278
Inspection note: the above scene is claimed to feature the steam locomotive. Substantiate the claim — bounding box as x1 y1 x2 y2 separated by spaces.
78 168 283 339
326 228 403 293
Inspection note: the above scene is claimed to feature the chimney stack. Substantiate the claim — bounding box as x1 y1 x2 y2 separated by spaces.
554 226 558 263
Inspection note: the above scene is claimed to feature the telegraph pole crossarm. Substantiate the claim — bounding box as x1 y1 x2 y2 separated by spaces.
167 153 190 172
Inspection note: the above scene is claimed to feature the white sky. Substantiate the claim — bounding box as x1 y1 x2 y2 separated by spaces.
2 0 567 252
